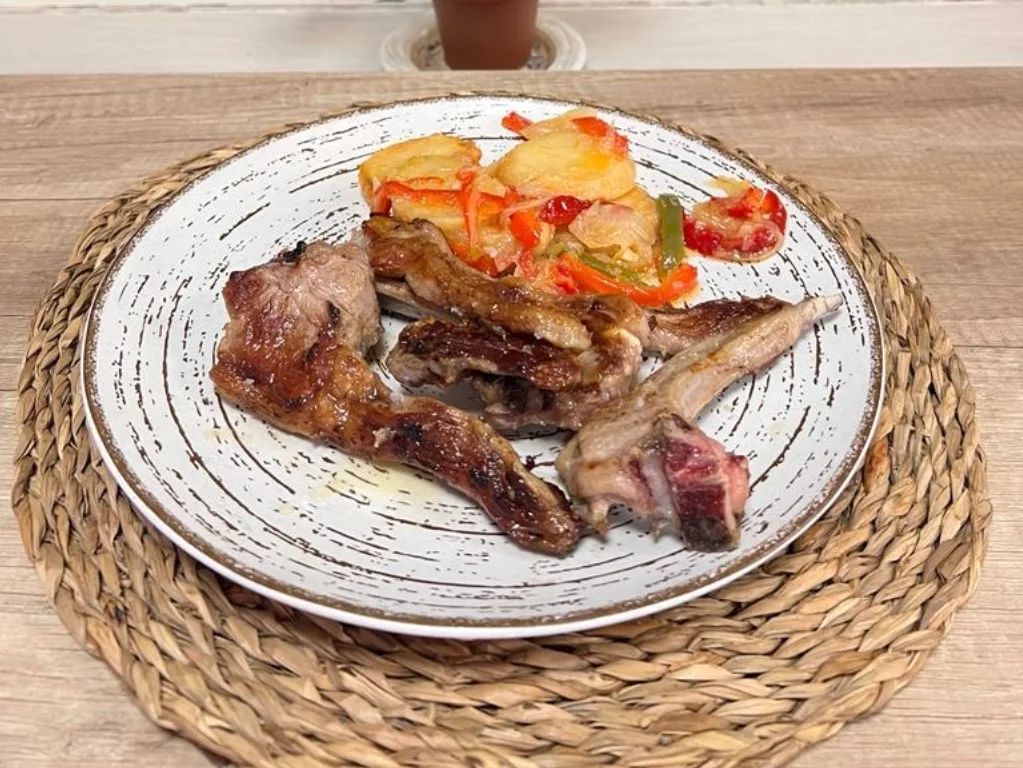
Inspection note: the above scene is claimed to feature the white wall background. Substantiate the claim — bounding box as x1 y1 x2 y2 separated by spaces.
1 0 1021 72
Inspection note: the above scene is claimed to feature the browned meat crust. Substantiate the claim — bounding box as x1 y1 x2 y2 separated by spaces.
364 217 593 350
385 294 798 433
210 239 584 555
467 327 643 432
387 318 584 391
645 297 788 355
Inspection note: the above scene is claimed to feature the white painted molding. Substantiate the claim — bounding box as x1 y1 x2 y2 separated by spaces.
0 2 1020 73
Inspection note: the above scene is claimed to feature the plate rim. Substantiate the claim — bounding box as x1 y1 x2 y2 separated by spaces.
80 93 887 639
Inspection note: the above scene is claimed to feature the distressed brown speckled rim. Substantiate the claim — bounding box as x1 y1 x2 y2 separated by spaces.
81 93 886 639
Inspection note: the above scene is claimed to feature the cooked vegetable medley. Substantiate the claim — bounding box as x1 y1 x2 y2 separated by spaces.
357 110 788 306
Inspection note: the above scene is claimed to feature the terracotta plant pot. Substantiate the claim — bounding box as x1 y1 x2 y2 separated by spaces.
432 0 539 70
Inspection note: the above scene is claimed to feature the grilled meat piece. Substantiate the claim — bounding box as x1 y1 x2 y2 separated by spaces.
361 218 796 365
646 297 793 356
469 298 796 431
364 217 593 350
468 327 644 432
210 239 584 555
387 315 644 432
557 294 842 550
387 318 584 392
388 296 798 432
560 413 750 551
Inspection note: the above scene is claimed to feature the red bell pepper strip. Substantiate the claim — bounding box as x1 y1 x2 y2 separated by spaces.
371 181 461 215
571 116 629 155
501 111 533 135
449 238 501 276
550 261 579 294
560 254 697 307
509 208 541 249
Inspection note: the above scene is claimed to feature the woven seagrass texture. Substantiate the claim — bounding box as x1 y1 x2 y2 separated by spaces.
11 105 991 768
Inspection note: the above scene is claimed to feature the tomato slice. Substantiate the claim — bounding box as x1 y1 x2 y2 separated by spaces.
502 111 533 135
761 189 788 230
685 182 787 262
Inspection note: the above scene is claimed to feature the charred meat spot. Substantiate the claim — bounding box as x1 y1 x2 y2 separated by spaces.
393 418 424 445
327 302 342 327
281 395 310 410
304 340 322 364
468 466 489 488
278 240 307 263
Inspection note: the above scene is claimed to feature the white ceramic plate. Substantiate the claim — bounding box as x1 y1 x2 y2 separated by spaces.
82 95 884 639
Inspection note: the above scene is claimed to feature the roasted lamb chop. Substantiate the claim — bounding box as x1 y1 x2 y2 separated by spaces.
365 216 595 350
210 240 584 555
364 217 830 433
385 298 798 432
387 316 643 432
556 294 841 550
363 215 765 358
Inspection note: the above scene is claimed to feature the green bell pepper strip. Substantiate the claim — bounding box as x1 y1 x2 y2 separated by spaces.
577 251 645 284
656 194 686 278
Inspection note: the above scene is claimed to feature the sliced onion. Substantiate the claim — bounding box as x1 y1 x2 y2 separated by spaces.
568 202 656 254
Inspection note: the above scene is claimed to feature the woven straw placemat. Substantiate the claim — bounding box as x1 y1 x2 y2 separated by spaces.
12 103 991 768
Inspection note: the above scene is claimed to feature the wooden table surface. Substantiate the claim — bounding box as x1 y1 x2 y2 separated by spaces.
1 70 1020 767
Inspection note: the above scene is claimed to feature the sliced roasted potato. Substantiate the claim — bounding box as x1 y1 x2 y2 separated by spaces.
358 134 481 201
494 130 635 200
389 196 464 243
519 108 597 140
610 186 659 245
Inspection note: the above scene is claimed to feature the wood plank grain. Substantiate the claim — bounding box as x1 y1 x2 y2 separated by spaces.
0 201 103 324
0 71 1020 768
2 70 1020 288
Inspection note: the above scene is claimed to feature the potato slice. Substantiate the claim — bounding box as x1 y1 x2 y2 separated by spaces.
519 108 597 139
390 195 464 243
358 134 481 200
494 129 635 200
